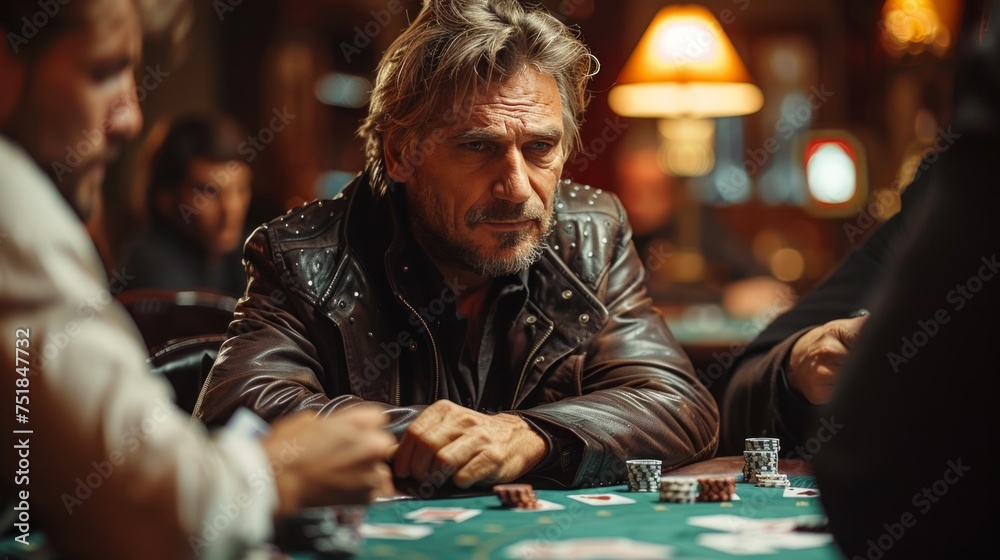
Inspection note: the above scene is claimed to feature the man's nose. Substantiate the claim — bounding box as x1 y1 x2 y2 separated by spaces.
492 149 533 204
105 78 143 141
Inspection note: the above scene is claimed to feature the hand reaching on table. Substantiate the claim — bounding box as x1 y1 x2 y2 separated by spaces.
392 400 548 489
264 407 396 517
787 315 869 405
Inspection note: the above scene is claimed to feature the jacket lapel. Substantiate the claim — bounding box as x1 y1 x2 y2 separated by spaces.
510 251 606 408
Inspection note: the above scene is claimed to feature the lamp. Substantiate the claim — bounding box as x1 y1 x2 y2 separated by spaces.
609 5 763 289
609 5 763 119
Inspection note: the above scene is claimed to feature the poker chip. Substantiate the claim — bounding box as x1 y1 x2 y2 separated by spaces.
744 438 781 452
626 459 663 492
493 484 540 509
658 476 699 503
742 448 778 483
743 438 781 483
696 476 736 502
755 473 790 488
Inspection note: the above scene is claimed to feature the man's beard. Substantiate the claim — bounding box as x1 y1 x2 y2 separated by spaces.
408 186 554 278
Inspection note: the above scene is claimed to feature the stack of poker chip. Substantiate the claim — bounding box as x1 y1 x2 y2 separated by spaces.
696 475 737 502
755 472 790 488
493 484 540 509
743 437 780 483
626 459 662 492
658 476 699 503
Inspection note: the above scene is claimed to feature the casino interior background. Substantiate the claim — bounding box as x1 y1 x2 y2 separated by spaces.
93 0 963 379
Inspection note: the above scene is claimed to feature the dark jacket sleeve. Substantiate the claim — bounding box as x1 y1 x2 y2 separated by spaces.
194 227 427 436
817 10 1000 554
816 137 997 558
517 216 720 487
719 158 933 455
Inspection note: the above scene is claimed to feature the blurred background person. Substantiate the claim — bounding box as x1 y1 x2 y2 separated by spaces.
614 127 792 320
123 114 252 296
0 1 394 558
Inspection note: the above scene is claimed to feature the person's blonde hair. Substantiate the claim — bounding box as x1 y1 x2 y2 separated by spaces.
358 0 598 197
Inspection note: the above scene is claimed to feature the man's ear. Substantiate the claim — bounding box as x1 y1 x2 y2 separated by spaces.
383 133 412 184
0 27 27 129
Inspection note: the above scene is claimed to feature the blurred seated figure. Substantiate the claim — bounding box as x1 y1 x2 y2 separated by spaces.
0 1 393 558
614 139 790 319
718 155 931 455
815 1 998 555
123 114 252 296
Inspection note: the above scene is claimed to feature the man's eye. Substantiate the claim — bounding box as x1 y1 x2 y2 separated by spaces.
463 141 486 151
90 59 130 84
529 141 553 151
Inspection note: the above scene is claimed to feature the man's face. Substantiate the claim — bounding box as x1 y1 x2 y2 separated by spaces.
392 68 566 278
172 159 252 257
1 0 143 220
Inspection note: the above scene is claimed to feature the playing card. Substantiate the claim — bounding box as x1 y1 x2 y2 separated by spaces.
688 514 798 533
697 533 778 555
403 507 482 523
504 537 673 559
566 493 637 506
374 494 415 503
697 532 832 555
512 499 565 512
360 523 433 540
783 486 821 498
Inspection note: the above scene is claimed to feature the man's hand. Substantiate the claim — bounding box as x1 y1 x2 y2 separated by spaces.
264 408 395 518
787 316 868 404
392 400 548 489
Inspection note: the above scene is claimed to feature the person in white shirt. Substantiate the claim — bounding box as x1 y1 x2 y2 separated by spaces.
0 1 394 558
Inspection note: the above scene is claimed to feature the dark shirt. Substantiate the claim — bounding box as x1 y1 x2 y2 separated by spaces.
390 215 578 474
123 225 246 296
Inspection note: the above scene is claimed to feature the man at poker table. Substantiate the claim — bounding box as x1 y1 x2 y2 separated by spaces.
195 0 719 491
1 1 394 558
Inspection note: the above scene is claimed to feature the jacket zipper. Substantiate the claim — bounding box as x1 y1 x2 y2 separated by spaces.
396 295 441 404
511 323 553 409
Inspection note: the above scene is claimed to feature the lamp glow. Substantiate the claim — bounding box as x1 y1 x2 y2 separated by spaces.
609 5 763 118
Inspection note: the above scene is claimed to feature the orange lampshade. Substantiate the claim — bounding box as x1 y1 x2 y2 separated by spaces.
609 5 763 118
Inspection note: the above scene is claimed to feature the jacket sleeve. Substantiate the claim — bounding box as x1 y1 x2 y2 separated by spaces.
516 218 720 488
718 164 934 455
194 227 425 436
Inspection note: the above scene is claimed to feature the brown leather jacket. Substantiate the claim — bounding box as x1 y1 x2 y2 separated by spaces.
195 175 718 488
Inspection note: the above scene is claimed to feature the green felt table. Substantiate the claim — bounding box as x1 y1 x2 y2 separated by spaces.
293 457 842 560
0 458 841 559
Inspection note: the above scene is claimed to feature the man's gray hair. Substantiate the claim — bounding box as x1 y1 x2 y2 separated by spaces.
358 0 598 197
